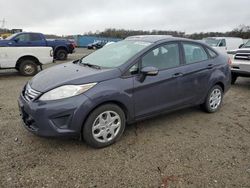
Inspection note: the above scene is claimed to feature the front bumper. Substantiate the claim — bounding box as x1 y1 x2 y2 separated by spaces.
18 92 92 138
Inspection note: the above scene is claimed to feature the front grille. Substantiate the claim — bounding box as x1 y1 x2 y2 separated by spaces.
24 84 41 101
235 51 250 60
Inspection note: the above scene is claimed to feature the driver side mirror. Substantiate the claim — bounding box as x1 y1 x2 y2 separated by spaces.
138 66 159 82
14 38 19 43
141 66 159 76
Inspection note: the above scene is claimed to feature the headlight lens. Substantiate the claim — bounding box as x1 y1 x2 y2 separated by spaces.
39 83 97 101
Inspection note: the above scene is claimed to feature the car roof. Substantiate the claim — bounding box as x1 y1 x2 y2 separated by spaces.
125 35 193 43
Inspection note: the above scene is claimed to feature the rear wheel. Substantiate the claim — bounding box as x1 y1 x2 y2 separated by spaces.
201 85 223 113
19 59 38 76
55 49 68 60
83 104 126 148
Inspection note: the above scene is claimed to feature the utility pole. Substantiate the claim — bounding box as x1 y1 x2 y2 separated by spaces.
0 18 6 29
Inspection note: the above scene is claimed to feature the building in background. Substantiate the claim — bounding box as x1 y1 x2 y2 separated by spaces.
74 35 121 47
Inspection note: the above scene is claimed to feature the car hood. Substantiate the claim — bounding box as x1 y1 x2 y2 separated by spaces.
0 39 11 46
29 62 121 92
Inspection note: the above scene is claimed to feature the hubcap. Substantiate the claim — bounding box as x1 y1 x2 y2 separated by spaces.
24 64 35 74
59 52 65 59
209 88 222 110
92 111 121 143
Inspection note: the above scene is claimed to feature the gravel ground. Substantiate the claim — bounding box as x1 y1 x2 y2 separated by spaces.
0 48 250 188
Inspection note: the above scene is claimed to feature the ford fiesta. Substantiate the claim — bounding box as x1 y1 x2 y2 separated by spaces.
18 36 231 148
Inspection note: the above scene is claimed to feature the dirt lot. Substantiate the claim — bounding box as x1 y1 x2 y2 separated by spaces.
0 48 250 188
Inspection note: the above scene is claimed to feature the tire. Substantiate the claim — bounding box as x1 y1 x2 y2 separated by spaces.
201 85 223 113
231 73 238 85
19 59 38 76
83 104 126 148
56 49 68 60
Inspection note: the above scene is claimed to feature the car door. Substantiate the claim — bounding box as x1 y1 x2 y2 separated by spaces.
177 42 215 105
132 42 184 118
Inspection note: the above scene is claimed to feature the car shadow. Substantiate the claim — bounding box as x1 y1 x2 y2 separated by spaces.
23 106 203 151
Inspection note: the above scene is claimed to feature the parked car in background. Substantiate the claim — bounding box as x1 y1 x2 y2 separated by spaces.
203 37 244 53
0 47 53 76
18 36 231 148
0 37 2 40
87 41 107 49
230 48 250 84
0 32 75 60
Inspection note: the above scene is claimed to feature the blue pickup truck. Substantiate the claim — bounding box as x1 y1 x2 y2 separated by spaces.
0 32 75 60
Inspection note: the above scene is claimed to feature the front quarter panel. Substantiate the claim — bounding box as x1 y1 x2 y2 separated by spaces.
84 77 134 122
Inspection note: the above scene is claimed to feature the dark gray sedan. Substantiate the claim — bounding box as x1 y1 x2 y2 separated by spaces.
18 35 231 148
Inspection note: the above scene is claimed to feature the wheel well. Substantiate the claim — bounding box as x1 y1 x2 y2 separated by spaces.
80 101 129 138
214 82 224 92
16 56 40 69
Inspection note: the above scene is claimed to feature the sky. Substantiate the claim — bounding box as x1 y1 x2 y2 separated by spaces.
0 0 249 35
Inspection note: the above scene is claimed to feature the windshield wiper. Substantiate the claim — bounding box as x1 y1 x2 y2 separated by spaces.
81 62 101 69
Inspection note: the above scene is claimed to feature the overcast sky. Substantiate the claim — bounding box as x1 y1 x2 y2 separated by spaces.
1 0 249 35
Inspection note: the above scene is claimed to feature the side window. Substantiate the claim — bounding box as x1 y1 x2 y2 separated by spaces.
219 39 226 47
30 34 42 41
183 43 208 64
15 34 30 42
142 43 180 70
129 63 139 75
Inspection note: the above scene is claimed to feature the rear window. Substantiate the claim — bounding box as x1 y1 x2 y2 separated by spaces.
30 34 42 41
183 43 208 64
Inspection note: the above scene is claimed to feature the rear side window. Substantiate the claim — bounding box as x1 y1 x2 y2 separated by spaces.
183 43 208 64
30 34 42 41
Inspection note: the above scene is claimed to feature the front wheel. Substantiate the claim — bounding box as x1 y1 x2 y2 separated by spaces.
201 85 223 113
83 104 126 148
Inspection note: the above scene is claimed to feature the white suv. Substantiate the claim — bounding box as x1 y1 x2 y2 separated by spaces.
230 43 250 84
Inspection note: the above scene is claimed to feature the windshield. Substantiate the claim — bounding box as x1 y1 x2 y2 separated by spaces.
80 40 151 68
203 38 221 47
243 40 250 48
5 33 19 40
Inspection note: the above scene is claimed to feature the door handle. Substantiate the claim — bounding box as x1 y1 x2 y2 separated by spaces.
207 64 214 69
172 72 183 78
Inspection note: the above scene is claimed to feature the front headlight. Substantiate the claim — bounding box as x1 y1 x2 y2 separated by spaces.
39 83 97 101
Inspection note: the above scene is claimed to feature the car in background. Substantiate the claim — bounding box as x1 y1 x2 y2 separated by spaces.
203 37 244 53
230 48 250 84
87 41 107 49
0 46 53 76
0 32 75 60
0 37 2 40
18 36 231 148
